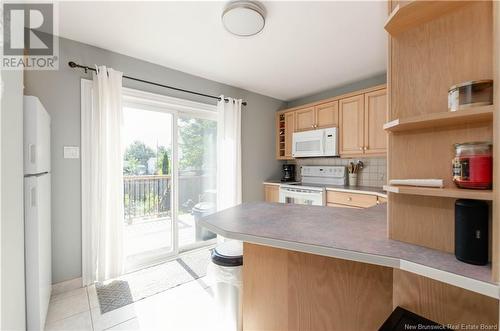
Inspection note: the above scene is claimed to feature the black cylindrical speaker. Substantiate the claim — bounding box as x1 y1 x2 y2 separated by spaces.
455 199 489 265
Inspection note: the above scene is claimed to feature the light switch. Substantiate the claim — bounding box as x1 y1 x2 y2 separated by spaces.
64 146 80 159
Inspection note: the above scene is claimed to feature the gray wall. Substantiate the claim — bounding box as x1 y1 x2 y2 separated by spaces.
1 70 26 330
24 37 285 283
286 73 386 108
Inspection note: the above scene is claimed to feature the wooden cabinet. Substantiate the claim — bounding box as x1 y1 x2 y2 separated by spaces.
327 191 377 208
284 112 295 158
339 89 387 157
364 90 387 155
339 95 365 156
276 111 295 160
315 101 339 129
264 184 280 203
275 85 386 160
295 106 315 131
326 190 387 208
295 102 339 131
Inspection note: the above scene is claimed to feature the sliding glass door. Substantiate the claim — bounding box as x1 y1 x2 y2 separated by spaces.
121 96 218 271
177 114 218 252
122 106 175 269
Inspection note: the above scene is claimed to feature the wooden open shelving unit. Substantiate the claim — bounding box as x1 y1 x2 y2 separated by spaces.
386 0 498 293
385 0 471 36
383 185 493 201
384 105 493 132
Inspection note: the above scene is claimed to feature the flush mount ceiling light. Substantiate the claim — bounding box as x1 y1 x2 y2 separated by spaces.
222 1 266 37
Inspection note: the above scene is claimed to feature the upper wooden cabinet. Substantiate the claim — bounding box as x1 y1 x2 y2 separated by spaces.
295 102 339 131
295 106 316 131
275 85 386 159
340 88 387 157
315 101 339 129
276 111 296 160
339 95 365 156
364 90 387 155
284 111 295 158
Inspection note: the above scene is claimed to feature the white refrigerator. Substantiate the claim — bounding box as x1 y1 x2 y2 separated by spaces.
24 96 52 331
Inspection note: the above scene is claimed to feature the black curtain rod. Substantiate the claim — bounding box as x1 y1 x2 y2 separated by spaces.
68 61 247 106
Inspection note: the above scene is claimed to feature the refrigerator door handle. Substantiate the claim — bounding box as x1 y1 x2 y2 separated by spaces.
31 186 37 207
29 144 37 164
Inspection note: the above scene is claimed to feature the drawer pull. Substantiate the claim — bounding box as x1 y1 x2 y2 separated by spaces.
347 197 352 201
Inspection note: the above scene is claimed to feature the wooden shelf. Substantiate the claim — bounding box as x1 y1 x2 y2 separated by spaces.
383 185 493 201
384 106 494 132
385 1 471 36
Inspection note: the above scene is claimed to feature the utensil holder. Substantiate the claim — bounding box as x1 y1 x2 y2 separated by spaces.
348 173 357 187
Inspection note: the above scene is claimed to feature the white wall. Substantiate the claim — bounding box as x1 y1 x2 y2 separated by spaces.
1 70 26 330
24 36 286 283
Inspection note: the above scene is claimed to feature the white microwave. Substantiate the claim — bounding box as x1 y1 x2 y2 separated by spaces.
292 127 338 158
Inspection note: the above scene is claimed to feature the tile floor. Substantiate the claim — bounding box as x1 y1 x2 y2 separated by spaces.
45 275 219 331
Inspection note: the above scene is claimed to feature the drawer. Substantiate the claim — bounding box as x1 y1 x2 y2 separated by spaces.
327 203 362 209
326 191 378 208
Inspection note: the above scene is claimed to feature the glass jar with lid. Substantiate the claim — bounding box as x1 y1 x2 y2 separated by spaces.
452 142 492 189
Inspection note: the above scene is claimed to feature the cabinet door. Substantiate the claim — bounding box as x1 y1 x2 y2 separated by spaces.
364 89 387 155
284 112 295 158
295 107 315 131
315 101 339 129
339 95 365 156
264 185 280 203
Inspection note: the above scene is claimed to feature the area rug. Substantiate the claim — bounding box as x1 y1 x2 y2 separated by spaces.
95 248 211 314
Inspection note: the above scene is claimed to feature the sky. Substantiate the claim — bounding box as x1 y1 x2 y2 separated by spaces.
123 106 172 152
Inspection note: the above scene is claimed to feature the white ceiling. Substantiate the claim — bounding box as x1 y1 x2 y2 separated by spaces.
58 1 387 101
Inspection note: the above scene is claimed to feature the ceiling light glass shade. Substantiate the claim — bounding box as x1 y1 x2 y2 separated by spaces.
222 1 266 37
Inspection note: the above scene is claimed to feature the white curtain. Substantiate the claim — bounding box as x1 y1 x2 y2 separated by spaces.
217 96 242 210
82 66 124 285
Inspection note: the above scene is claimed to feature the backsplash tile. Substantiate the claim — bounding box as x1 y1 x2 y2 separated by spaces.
290 157 387 188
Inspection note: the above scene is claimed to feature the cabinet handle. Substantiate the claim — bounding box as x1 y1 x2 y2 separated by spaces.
347 197 352 201
363 146 367 151
359 147 363 151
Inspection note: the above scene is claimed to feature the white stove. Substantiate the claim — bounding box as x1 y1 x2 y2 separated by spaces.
279 166 347 206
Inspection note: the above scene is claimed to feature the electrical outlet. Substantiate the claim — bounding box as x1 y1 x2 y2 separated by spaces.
64 146 80 159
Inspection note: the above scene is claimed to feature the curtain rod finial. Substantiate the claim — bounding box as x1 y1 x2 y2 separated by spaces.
68 61 77 68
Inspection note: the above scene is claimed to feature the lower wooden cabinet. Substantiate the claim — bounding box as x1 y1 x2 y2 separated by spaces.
264 184 280 203
263 184 387 207
326 191 387 208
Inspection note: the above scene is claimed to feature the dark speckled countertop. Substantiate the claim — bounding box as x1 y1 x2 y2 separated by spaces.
200 202 498 298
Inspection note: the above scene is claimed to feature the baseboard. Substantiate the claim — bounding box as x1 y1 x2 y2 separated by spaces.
51 277 83 295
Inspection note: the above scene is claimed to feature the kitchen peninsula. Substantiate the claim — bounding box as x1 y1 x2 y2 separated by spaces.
200 202 499 330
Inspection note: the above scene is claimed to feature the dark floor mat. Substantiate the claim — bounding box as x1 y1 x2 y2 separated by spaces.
95 280 134 314
95 248 211 314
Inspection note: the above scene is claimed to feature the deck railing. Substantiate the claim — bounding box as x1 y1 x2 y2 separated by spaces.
123 173 215 222
123 175 171 221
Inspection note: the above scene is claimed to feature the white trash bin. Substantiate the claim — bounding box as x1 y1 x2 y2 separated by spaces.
209 240 243 331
